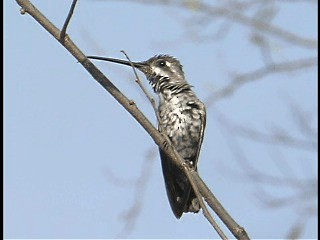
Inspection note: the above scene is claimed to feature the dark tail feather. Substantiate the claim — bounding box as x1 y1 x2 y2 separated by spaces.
159 149 200 218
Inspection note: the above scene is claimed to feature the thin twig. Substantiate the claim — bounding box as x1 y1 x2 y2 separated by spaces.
60 0 78 43
120 50 161 124
184 164 228 240
194 173 250 240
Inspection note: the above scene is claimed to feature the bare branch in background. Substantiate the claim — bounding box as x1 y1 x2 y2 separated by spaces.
213 103 317 151
286 219 305 240
249 2 276 65
205 57 317 105
213 108 317 239
102 149 157 238
116 148 157 238
287 100 318 139
125 0 317 49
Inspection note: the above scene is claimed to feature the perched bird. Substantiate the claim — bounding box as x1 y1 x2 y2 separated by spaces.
88 54 206 219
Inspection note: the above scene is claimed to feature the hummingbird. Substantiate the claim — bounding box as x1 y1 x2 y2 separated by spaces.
88 54 206 219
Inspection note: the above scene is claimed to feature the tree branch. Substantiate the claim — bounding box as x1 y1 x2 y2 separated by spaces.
184 164 228 240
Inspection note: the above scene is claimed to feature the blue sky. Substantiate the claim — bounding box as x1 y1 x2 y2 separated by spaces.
5 0 317 239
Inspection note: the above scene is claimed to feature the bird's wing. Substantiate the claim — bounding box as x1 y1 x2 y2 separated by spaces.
193 102 206 170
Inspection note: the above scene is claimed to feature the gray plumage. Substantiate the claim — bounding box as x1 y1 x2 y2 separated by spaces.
87 54 206 219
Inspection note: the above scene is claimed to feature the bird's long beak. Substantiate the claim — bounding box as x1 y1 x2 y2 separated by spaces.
87 55 146 69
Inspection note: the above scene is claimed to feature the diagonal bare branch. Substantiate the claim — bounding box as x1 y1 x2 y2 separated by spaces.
184 165 228 240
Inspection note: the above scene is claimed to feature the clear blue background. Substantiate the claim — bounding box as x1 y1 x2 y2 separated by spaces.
5 0 317 239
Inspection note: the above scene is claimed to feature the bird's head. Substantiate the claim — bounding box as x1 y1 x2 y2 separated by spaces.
87 54 190 94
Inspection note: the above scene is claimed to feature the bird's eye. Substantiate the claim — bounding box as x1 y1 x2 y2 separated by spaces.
158 60 166 67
